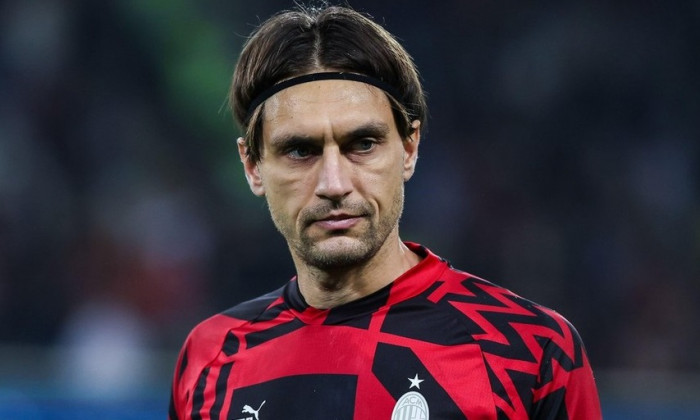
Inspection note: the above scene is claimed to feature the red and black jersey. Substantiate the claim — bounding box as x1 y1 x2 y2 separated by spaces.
169 243 601 419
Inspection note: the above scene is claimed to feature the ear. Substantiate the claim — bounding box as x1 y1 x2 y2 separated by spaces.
237 137 265 196
402 120 421 181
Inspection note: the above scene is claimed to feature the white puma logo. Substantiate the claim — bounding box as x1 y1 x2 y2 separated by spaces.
241 400 266 420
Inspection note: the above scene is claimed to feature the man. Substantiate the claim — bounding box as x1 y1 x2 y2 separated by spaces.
169 4 601 419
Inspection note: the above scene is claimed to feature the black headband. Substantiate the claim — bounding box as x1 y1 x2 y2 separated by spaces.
245 72 403 123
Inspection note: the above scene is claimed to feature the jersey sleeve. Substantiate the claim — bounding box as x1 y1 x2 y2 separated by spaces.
531 316 602 419
168 314 236 420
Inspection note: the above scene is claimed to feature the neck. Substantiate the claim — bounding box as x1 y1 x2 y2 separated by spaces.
293 235 421 309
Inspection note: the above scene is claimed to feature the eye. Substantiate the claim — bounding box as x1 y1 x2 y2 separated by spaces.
285 143 318 159
288 145 311 158
349 138 377 153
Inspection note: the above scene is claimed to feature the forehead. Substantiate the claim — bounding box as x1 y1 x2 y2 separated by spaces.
261 80 395 139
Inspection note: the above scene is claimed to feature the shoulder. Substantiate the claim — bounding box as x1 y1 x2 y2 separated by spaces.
441 269 588 371
406 245 581 349
439 269 599 412
176 286 287 378
441 268 573 332
169 286 288 418
220 286 287 321
190 285 286 343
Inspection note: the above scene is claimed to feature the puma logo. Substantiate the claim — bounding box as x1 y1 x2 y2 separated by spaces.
241 400 266 420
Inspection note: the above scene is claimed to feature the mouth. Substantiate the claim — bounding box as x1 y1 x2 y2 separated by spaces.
312 213 364 231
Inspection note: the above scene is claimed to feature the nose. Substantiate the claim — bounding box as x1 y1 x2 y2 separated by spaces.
314 147 353 201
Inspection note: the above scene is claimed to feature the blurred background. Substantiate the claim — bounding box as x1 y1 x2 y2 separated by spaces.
1 0 698 418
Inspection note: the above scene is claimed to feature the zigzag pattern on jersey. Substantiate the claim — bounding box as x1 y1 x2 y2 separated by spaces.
429 275 584 418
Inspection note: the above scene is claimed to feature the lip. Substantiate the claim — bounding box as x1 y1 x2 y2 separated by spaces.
313 213 363 230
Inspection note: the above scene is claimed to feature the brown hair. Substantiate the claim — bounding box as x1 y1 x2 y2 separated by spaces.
230 4 427 162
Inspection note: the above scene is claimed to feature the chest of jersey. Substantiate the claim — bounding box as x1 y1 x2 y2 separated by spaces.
205 319 496 419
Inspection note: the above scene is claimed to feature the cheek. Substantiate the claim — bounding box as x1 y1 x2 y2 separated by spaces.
361 161 405 209
263 171 314 213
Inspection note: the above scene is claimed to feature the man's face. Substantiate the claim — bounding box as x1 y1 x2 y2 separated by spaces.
239 79 420 270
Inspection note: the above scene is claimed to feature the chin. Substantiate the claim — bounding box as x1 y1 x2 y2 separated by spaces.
300 236 377 270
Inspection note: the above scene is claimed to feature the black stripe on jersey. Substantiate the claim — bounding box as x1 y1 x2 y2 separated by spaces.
221 287 284 321
537 331 584 386
178 349 188 381
507 369 537 414
191 367 210 420
531 387 569 420
210 362 233 419
223 331 239 356
484 361 511 407
245 318 305 349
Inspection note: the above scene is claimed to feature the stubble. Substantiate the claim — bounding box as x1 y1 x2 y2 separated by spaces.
269 191 405 271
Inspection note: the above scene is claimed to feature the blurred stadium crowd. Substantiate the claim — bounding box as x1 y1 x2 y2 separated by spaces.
0 0 698 415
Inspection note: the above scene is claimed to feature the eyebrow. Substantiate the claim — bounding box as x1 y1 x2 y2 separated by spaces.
266 133 316 157
268 121 392 149
342 121 391 141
